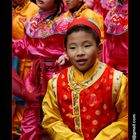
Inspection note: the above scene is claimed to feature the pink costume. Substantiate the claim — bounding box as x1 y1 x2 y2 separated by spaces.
13 10 73 84
12 10 73 140
102 3 128 75
90 0 118 18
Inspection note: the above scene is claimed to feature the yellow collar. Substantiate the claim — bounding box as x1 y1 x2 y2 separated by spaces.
64 3 88 18
73 3 88 17
72 59 99 83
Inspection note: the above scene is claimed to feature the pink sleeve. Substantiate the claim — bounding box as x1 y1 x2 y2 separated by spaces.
12 35 29 58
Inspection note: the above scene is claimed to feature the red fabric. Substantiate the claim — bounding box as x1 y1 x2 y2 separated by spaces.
67 17 101 38
57 66 117 140
20 57 69 140
12 34 65 60
31 58 47 96
19 58 49 140
92 0 108 18
12 67 42 102
57 68 75 131
102 31 128 75
20 103 43 140
102 3 128 75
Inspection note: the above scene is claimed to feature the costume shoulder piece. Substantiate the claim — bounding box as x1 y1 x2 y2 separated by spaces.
53 13 73 33
25 12 73 38
100 0 118 11
104 3 128 35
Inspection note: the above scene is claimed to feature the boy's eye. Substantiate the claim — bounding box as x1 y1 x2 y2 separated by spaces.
84 45 91 48
69 46 76 50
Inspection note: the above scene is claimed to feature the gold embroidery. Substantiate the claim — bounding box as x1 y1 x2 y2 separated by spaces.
61 74 65 79
63 95 68 100
109 74 113 79
86 115 91 120
103 104 108 110
106 86 111 91
69 105 72 109
62 81 66 86
82 107 87 112
72 91 82 135
112 70 123 105
68 62 106 93
92 120 98 125
101 77 107 83
95 110 101 116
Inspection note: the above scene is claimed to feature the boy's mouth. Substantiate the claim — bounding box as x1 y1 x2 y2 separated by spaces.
76 59 87 65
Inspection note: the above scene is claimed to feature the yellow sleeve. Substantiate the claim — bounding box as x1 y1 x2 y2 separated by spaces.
42 77 84 140
94 74 128 140
12 2 39 39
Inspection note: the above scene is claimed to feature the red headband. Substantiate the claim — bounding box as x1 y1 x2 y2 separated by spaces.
68 17 101 38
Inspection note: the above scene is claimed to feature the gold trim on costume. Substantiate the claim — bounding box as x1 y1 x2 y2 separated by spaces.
72 91 82 135
112 70 123 105
68 61 106 93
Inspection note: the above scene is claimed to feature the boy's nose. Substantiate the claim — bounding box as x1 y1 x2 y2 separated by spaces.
77 48 85 56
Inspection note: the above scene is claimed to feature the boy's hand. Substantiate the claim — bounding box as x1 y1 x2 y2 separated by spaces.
56 54 69 65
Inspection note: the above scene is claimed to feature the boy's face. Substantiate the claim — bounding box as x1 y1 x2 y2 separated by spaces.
65 0 83 10
66 31 98 73
36 0 56 10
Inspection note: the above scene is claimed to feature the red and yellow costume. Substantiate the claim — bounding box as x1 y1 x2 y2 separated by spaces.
42 59 128 140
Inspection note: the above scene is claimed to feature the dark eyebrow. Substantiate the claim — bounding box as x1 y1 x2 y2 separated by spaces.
82 40 92 45
83 40 92 43
68 42 77 46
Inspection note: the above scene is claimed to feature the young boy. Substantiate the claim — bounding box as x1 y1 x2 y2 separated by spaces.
42 17 128 140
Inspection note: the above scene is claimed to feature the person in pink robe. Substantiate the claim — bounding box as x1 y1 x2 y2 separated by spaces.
102 2 128 76
12 0 72 139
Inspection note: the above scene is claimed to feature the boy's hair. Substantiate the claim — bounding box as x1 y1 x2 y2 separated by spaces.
64 25 101 48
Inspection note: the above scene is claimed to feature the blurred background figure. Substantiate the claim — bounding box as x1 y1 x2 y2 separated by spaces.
12 0 39 139
12 0 72 139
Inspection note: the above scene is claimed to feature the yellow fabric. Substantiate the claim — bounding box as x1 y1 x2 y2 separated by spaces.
12 1 38 78
80 9 104 44
42 77 84 140
18 59 32 79
94 74 128 140
12 105 25 135
42 61 128 139
72 59 99 82
64 3 104 44
12 1 39 39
